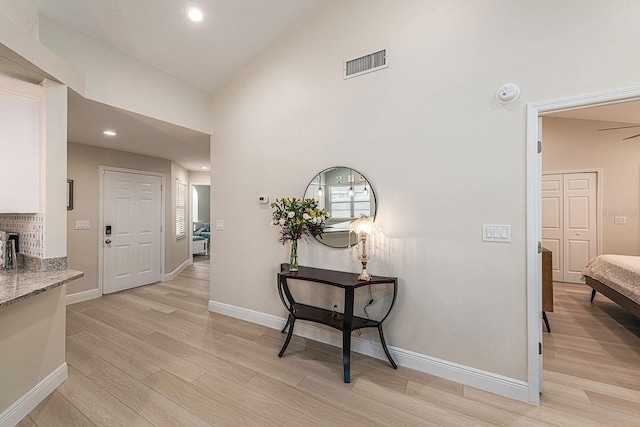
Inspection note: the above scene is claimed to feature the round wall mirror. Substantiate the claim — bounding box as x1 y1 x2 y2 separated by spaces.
304 166 377 248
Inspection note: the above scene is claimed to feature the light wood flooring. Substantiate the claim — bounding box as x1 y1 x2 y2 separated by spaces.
18 268 640 426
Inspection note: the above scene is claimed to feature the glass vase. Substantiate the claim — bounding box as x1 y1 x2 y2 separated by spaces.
289 240 299 271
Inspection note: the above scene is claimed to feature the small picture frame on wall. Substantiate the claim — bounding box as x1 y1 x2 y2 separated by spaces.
67 180 74 210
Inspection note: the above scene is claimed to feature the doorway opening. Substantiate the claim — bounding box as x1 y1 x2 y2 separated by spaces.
527 87 640 404
190 183 210 260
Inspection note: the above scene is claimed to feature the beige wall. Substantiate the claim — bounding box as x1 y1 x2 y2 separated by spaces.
0 285 66 413
188 170 211 184
210 0 640 385
67 142 189 295
543 116 640 255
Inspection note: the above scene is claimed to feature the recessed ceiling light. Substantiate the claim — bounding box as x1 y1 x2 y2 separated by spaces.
200 166 209 170
186 7 204 23
102 130 117 136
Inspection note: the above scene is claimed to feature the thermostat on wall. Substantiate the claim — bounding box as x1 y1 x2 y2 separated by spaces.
258 195 269 204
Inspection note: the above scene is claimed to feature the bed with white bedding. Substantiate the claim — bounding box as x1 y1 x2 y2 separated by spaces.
582 254 640 318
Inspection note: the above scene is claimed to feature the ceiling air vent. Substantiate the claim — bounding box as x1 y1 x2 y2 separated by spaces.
344 49 388 80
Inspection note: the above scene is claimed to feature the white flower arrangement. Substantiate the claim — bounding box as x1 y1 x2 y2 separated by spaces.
270 197 329 244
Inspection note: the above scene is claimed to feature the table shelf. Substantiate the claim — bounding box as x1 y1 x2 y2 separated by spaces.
293 303 381 331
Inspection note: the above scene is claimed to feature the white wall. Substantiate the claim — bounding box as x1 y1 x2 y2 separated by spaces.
0 0 35 30
36 17 211 135
210 0 640 392
543 116 640 255
41 80 67 258
0 13 85 94
0 11 209 135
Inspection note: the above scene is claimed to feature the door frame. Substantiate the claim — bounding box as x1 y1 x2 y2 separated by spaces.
98 166 166 295
526 85 640 404
542 169 603 279
189 181 210 260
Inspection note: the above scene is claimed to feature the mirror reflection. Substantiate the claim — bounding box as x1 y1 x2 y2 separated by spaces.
304 166 376 248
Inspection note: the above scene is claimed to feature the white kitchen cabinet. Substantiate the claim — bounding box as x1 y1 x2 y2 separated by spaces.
0 76 42 213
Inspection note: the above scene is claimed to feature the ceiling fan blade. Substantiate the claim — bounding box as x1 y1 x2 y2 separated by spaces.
622 133 640 140
597 125 640 131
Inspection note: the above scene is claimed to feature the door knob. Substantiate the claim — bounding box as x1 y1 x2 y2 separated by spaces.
105 239 112 244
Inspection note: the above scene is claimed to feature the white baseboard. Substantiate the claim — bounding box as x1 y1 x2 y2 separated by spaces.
208 300 530 403
210 300 285 330
66 288 101 305
66 257 193 305
0 363 68 427
162 258 192 281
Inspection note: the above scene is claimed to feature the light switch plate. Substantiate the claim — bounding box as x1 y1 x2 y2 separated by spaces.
482 224 511 242
75 220 90 230
215 220 224 231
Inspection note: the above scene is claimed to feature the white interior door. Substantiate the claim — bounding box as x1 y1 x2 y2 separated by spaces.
563 173 597 283
542 174 564 282
103 170 162 294
542 172 597 283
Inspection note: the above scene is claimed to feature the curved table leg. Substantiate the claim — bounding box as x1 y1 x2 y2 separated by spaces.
377 324 397 369
278 314 296 358
590 289 597 302
281 317 290 334
542 311 551 333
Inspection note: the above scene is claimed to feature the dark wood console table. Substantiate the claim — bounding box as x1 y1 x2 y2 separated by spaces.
277 263 398 383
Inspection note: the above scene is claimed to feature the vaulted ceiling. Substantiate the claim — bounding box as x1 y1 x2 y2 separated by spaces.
6 0 331 92
4 1 639 169
0 1 330 170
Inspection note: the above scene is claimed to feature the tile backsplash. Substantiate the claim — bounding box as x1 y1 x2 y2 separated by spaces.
0 214 44 257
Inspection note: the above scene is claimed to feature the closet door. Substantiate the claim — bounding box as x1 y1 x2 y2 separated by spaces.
542 174 564 282
563 173 597 283
542 172 597 283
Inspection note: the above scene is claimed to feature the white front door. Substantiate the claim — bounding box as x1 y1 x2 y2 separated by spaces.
542 172 597 283
103 170 162 294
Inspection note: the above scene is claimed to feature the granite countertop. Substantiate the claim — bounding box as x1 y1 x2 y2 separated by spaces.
0 269 84 308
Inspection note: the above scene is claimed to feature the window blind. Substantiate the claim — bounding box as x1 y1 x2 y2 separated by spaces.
176 179 187 239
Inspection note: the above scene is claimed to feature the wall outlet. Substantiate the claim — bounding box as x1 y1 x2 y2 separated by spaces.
331 302 342 320
614 216 627 225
